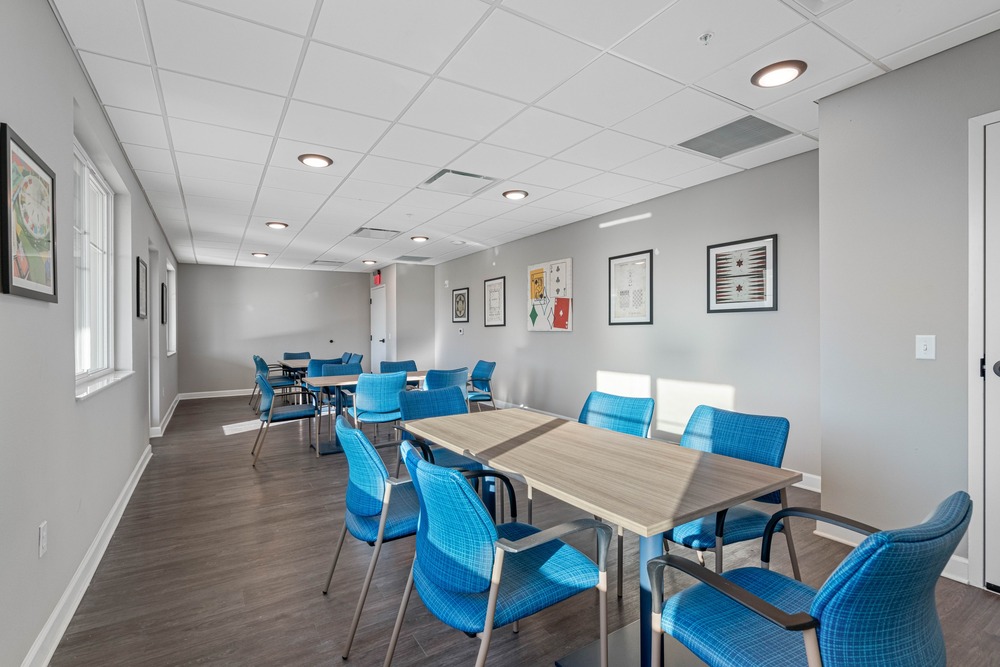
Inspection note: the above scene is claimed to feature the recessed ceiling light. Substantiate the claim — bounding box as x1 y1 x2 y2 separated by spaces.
410 235 429 242
502 189 529 200
265 221 288 229
362 259 377 265
751 60 807 88
251 252 268 258
297 153 333 168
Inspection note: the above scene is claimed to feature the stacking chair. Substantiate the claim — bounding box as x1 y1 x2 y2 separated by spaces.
282 350 311 380
301 358 342 429
250 373 319 467
385 442 613 667
344 371 407 442
327 352 351 366
348 352 363 365
664 405 800 579
578 391 655 597
397 385 480 471
466 360 496 411
250 355 295 412
313 362 362 435
648 491 972 667
422 367 468 396
381 359 419 388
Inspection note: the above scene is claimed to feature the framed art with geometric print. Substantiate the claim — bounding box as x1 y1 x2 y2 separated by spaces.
707 234 776 313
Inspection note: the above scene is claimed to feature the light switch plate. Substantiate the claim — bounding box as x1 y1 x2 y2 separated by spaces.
915 335 936 360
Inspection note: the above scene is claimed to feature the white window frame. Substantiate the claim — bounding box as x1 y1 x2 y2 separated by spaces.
166 262 177 356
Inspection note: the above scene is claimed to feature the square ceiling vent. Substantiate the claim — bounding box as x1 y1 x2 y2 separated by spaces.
679 116 792 159
419 168 497 196
395 255 430 263
351 226 401 240
309 259 344 269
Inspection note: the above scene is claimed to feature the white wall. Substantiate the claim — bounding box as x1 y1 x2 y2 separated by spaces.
434 152 821 477
0 1 178 664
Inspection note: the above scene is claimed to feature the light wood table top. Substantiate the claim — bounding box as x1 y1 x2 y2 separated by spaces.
402 408 801 538
304 370 428 388
279 358 311 370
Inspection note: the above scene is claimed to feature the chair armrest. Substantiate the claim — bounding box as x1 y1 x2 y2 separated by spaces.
761 507 878 564
497 518 613 570
395 435 435 462
339 388 354 399
461 471 518 521
647 554 818 632
387 477 413 489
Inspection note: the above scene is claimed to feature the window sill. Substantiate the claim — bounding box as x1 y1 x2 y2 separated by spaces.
166 350 177 358
75 370 135 401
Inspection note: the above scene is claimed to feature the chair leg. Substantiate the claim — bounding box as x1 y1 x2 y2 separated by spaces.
383 562 415 667
527 486 533 525
714 536 723 574
250 421 265 455
651 611 663 667
617 526 624 599
599 572 608 667
474 550 504 667
781 489 802 581
342 533 387 659
252 422 270 467
322 523 349 594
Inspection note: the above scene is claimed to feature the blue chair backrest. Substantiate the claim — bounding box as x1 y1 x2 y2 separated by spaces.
283 351 310 360
810 491 971 666
336 417 389 519
254 356 269 375
321 362 362 377
679 405 789 503
341 352 352 363
356 372 407 413
399 386 468 427
423 367 468 394
256 373 275 415
402 441 498 594
470 360 496 393
578 391 654 438
306 358 341 376
381 359 417 374
349 353 363 365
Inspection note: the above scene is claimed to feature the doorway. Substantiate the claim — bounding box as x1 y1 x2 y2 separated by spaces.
984 121 1000 591
371 286 386 372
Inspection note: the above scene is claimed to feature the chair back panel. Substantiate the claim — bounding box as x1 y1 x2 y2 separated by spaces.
256 373 274 415
321 362 362 377
578 391 654 438
356 372 407 413
305 358 340 376
381 359 417 374
423 368 469 394
253 356 269 375
810 491 971 666
679 405 789 503
399 386 468 422
348 353 364 365
336 417 389 518
341 352 352 363
470 360 496 393
283 351 311 360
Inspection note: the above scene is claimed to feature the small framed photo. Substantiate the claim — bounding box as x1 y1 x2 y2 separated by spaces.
137 257 147 319
1 124 57 302
452 286 469 323
160 282 167 325
609 249 652 325
484 276 505 327
707 234 777 313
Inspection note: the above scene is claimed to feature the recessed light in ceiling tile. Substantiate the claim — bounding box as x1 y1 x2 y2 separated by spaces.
265 221 289 229
362 259 377 265
297 152 333 167
751 60 808 88
502 189 529 200
251 252 269 257
410 235 429 242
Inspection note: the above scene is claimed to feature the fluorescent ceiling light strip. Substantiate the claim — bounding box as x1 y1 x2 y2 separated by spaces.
598 212 652 229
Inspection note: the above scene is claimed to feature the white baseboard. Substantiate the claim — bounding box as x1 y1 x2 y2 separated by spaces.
793 471 821 494
21 444 153 667
816 524 969 584
149 394 180 438
178 388 253 400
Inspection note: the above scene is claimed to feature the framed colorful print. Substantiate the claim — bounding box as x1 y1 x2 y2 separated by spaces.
137 257 148 319
160 282 167 325
1 124 57 302
707 234 777 313
609 249 652 325
452 287 469 323
484 276 505 327
527 257 572 332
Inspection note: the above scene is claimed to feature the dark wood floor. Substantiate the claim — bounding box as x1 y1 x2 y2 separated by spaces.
51 397 1000 666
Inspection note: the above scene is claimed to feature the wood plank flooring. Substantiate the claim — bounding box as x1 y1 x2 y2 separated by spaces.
51 397 1000 666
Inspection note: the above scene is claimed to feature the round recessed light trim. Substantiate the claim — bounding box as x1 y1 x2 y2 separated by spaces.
297 153 333 168
410 235 429 242
362 259 377 265
502 189 529 200
265 221 289 229
751 60 807 88
251 252 269 258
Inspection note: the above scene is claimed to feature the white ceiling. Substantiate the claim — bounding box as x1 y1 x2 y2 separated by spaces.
50 0 1000 272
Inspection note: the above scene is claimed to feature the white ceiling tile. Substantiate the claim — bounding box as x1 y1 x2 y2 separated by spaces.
556 130 662 170
179 175 258 201
400 79 525 140
136 169 180 193
79 53 160 113
664 161 742 189
451 197 517 217
423 210 491 229
313 196 388 226
494 206 560 224
538 55 683 127
280 100 389 153
394 189 468 211
724 134 818 169
532 190 604 212
184 0 317 35
757 64 882 133
351 156 438 187
613 0 806 84
697 24 869 110
614 88 746 147
371 124 475 166
515 159 603 190
542 212 589 227
253 187 328 220
271 138 364 177
105 107 169 148
145 0 302 95
567 172 654 198
880 10 1000 70
441 10 599 103
314 0 488 73
122 143 174 173
294 42 429 120
613 182 679 204
614 147 715 181
369 203 439 227
575 200 629 218
334 178 410 204
501 0 667 48
485 107 600 157
186 194 253 216
54 0 149 62
262 165 342 195
169 118 273 164
448 144 543 180
147 191 184 208
188 211 248 229
176 152 265 186
159 71 284 134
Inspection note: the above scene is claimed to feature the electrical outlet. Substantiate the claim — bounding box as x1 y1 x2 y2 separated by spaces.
39 521 47 558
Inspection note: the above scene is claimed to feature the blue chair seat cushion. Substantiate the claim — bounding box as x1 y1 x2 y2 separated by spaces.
345 482 419 543
413 521 598 633
263 403 317 422
666 505 784 550
661 567 815 667
467 391 491 402
428 447 484 470
264 375 296 388
348 406 401 424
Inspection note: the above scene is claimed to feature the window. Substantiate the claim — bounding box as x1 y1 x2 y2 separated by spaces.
74 142 114 379
166 263 177 355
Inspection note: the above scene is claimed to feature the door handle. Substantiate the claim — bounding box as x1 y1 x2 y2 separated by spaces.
994 360 1000 377
379 338 386 343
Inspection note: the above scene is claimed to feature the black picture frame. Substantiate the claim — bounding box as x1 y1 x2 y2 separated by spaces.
707 234 777 313
160 282 167 325
452 287 469 323
1 124 57 302
137 257 147 319
484 276 505 327
609 249 653 325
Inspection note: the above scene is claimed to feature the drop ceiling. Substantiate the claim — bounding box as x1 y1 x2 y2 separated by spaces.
50 0 1000 271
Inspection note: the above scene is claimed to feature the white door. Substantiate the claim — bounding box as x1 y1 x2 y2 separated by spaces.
985 121 1000 591
371 286 387 372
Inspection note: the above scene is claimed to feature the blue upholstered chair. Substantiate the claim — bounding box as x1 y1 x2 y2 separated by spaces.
665 405 801 579
315 362 362 435
348 352 363 365
325 352 351 366
578 390 655 597
250 373 319 467
381 359 419 388
301 358 343 433
322 417 420 660
282 350 311 380
648 491 972 667
345 371 407 442
250 355 295 412
397 385 481 473
384 442 613 667
423 367 468 397
466 360 496 411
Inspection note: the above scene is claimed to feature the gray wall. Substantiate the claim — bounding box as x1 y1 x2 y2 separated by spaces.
177 265 371 391
819 31 1000 536
434 152 821 477
0 1 178 664
394 264 436 367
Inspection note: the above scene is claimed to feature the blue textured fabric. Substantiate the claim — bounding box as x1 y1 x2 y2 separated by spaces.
256 374 317 422
468 360 496 403
665 506 784 550
381 360 417 373
253 356 294 387
301 358 342 392
423 367 469 396
321 362 361 407
349 371 406 424
348 353 363 364
398 386 480 469
578 391 654 438
661 491 972 667
282 351 310 360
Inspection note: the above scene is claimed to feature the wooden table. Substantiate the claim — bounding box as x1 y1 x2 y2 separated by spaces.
402 408 802 667
279 358 311 371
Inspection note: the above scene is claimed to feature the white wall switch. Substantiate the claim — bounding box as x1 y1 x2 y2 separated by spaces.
915 335 936 360
39 521 47 558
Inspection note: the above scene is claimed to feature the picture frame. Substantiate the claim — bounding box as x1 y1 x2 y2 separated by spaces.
527 257 573 332
609 249 653 325
137 257 147 319
1 124 57 302
160 282 167 325
707 234 777 313
484 276 505 327
452 286 469 323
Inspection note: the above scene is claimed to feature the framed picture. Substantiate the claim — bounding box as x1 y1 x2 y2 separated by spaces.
452 287 469 323
1 124 57 302
707 234 777 313
160 282 167 325
527 257 572 331
609 249 653 325
137 257 147 319
484 276 505 327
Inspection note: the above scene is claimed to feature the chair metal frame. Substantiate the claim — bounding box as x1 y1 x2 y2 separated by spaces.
250 373 318 466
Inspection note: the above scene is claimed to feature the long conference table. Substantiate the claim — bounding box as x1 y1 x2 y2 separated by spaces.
402 407 802 667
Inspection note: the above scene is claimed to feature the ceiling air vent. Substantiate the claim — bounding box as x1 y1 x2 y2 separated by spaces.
679 116 792 159
395 255 431 263
310 259 344 269
351 226 401 240
419 168 497 196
